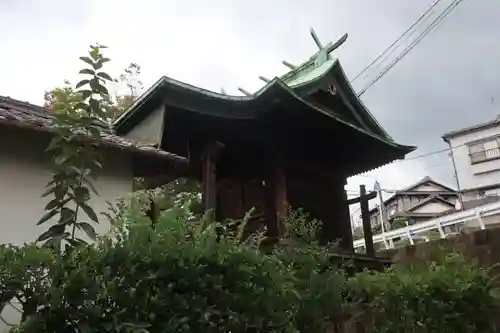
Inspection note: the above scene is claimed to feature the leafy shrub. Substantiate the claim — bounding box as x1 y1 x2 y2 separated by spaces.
3 211 298 333
278 209 345 332
2 209 499 332
346 249 499 332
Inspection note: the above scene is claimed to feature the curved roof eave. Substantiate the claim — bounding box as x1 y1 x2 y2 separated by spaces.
113 60 338 129
269 79 416 154
329 61 393 141
112 60 416 156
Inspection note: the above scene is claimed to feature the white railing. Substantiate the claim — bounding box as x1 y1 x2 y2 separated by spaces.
353 201 500 250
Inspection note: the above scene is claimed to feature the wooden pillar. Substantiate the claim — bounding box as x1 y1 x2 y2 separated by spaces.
316 177 352 251
338 178 354 251
264 161 288 239
360 185 375 256
275 165 288 235
201 142 225 219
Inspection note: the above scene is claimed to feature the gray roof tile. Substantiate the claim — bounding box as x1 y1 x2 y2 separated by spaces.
0 96 187 165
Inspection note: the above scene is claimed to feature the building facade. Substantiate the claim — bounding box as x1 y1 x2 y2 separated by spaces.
368 177 458 231
443 117 500 202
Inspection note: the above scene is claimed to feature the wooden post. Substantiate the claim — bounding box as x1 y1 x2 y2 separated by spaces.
274 165 288 236
201 142 225 219
360 185 375 256
264 160 288 240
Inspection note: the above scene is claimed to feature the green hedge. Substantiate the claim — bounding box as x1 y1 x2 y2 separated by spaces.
346 252 499 332
1 209 498 332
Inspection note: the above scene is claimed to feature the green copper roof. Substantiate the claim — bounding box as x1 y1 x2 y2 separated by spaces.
283 59 334 87
113 33 415 159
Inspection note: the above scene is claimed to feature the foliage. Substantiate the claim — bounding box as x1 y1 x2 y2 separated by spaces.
44 62 143 121
43 80 83 110
37 44 113 250
277 210 345 332
4 211 298 333
346 248 499 332
391 216 410 230
134 177 203 221
1 207 499 332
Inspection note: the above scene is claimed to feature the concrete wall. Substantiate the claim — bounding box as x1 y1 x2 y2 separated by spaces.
0 127 134 332
0 127 133 245
448 125 500 192
412 201 451 214
124 104 164 146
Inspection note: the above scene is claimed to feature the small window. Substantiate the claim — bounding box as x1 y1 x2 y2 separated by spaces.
469 143 486 163
469 139 500 164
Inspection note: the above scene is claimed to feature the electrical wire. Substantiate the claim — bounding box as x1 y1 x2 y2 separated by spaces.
351 0 443 83
357 0 466 97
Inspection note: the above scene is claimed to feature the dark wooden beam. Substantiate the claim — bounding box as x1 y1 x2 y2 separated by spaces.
346 190 376 205
264 162 287 239
274 165 288 237
360 185 375 256
201 142 225 219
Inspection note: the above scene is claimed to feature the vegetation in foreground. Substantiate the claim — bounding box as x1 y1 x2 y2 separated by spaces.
1 206 499 332
0 45 498 332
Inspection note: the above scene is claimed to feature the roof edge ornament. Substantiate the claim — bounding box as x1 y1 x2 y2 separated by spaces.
237 87 253 96
309 28 348 66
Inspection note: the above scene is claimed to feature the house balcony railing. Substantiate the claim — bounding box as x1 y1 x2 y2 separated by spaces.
353 200 500 250
470 147 500 164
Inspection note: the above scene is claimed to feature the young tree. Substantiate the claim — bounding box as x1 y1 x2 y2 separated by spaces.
44 62 144 121
38 44 113 250
111 62 144 119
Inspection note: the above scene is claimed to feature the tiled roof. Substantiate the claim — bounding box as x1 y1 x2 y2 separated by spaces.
0 96 188 165
442 116 500 141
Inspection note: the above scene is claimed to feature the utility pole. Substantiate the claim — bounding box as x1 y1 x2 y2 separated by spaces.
374 181 390 248
448 148 464 211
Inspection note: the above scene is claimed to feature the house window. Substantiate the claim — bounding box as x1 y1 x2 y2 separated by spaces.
468 138 500 164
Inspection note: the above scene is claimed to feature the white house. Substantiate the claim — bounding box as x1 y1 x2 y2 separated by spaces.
443 116 500 203
368 176 458 230
0 96 187 246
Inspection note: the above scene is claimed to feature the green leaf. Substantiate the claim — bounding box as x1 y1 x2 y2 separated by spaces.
90 48 100 61
37 209 58 225
79 56 94 66
41 186 56 198
76 80 90 89
45 197 70 210
82 203 99 223
97 72 113 81
89 98 100 112
74 102 88 111
59 207 76 225
91 159 103 170
80 90 93 100
74 186 90 202
83 176 99 195
37 224 65 242
43 234 64 249
77 222 97 241
79 69 95 76
98 57 111 64
96 83 109 96
89 126 101 140
67 237 88 247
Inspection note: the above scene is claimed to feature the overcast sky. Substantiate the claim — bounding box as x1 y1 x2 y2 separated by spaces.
1 0 499 198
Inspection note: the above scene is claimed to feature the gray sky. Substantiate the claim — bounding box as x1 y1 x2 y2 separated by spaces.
1 0 499 195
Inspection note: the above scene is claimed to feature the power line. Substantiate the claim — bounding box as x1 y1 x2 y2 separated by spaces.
357 0 466 97
398 146 455 161
351 0 443 83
